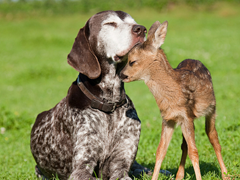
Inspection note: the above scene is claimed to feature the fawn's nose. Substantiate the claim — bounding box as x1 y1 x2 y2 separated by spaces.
132 25 147 37
119 72 128 81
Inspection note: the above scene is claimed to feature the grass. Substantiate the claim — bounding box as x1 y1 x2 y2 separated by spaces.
0 1 240 179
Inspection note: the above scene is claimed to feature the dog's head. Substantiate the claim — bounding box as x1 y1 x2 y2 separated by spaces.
67 10 146 79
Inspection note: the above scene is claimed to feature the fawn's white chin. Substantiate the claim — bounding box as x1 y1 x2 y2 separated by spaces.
122 78 130 83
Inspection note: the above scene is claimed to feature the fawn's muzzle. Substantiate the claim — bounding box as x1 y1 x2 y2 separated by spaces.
119 72 129 82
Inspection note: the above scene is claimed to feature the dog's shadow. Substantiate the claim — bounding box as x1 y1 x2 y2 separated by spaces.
136 161 221 180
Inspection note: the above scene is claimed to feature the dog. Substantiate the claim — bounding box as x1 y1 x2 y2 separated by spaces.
120 21 228 180
30 10 147 180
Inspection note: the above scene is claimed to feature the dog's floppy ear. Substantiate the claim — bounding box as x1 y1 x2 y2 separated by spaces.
67 20 101 79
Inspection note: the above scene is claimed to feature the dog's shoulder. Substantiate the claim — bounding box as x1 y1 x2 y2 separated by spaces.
31 98 66 133
32 80 93 132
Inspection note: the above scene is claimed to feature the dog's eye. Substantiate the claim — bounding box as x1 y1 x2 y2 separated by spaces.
104 22 117 27
129 61 136 66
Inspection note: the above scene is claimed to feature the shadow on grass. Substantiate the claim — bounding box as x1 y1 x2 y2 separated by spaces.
137 161 221 179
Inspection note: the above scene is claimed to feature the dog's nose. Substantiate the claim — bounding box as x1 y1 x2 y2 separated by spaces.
132 25 147 36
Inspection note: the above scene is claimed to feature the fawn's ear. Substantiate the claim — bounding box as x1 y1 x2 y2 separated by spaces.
144 21 161 47
147 21 161 38
152 21 168 49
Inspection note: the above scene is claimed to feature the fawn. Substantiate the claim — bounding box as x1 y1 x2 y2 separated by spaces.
120 21 228 180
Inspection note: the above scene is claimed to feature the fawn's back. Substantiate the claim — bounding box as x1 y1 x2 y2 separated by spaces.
174 59 216 118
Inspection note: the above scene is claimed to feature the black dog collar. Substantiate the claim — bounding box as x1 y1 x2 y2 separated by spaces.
77 75 127 113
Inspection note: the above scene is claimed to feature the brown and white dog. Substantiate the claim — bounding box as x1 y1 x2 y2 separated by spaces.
30 11 147 180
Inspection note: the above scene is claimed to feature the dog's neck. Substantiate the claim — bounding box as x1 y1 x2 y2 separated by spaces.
81 59 126 103
99 60 125 102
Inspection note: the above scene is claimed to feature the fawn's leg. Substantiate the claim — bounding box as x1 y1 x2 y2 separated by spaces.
176 134 188 180
151 120 175 180
205 111 228 180
181 119 202 180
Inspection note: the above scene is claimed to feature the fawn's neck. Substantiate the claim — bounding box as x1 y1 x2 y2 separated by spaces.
145 49 182 117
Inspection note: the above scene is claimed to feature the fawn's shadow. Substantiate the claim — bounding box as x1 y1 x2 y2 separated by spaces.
137 161 221 179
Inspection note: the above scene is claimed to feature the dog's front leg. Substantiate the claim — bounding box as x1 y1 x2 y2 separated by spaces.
107 108 141 180
108 159 133 180
70 135 100 180
108 136 140 180
70 164 100 180
109 171 132 180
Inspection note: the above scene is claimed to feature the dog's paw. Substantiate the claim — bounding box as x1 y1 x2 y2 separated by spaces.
35 166 49 180
160 169 172 176
130 161 172 178
120 177 132 180
131 169 146 177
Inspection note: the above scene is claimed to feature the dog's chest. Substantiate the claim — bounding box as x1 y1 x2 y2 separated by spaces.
72 106 141 166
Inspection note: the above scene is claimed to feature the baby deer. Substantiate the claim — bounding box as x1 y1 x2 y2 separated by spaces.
120 21 228 180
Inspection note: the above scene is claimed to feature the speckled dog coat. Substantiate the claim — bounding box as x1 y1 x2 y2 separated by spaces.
30 10 146 180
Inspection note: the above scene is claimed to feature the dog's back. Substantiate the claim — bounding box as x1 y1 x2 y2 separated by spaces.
31 98 73 180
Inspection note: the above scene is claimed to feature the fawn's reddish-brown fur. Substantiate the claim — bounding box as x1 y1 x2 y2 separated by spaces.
120 21 228 180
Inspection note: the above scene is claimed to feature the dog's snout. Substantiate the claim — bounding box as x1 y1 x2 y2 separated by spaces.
132 25 147 36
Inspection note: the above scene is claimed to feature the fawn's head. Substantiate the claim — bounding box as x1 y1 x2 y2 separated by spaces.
120 21 168 83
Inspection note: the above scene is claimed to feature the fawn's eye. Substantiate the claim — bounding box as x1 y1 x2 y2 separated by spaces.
129 61 136 66
104 22 117 27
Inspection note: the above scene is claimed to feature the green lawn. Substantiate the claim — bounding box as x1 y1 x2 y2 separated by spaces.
0 2 240 179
